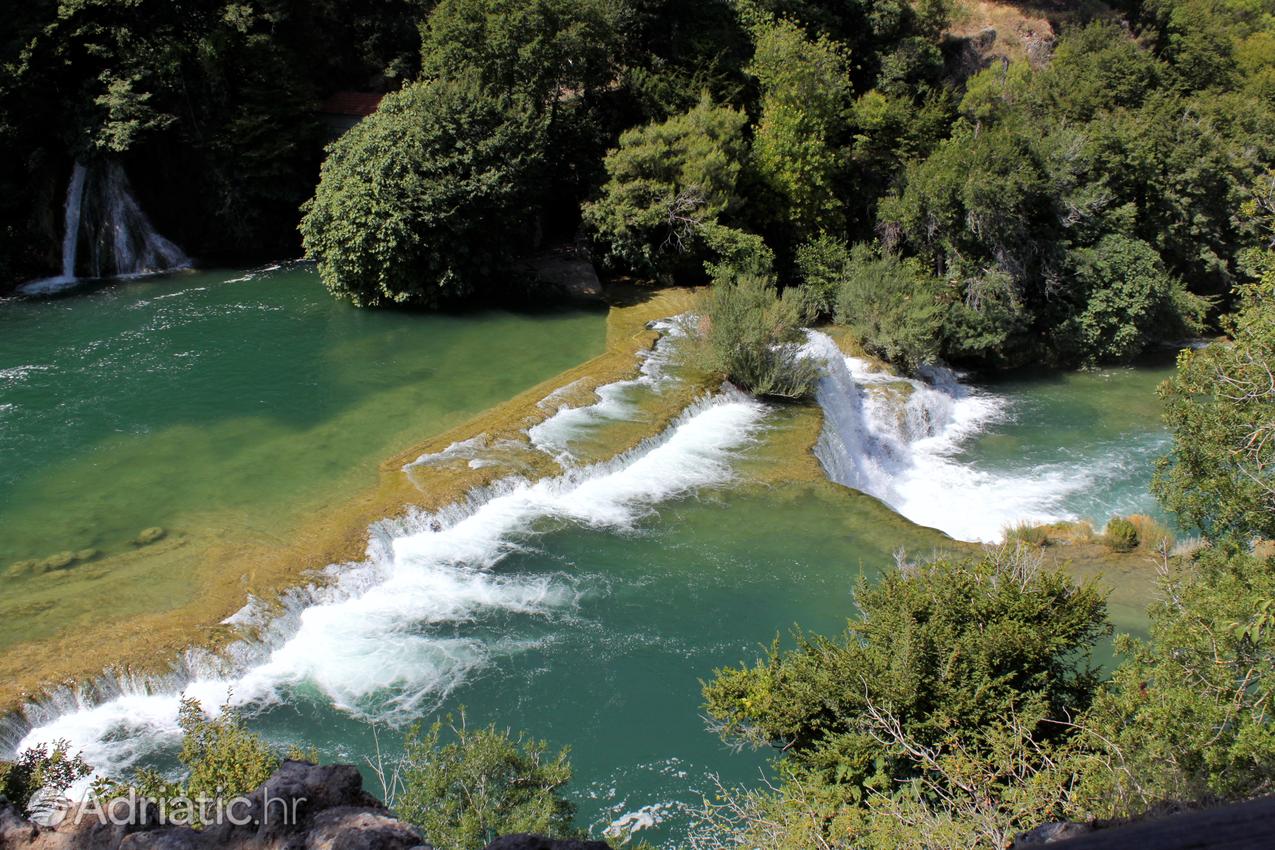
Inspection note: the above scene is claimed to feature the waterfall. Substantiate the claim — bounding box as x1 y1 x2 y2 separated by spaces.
19 161 190 294
9 389 767 780
804 331 1090 542
59 163 89 279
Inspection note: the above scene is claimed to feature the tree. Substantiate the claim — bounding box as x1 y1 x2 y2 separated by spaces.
582 95 749 278
701 547 1111 849
0 741 91 816
397 714 580 850
1061 234 1204 363
747 17 854 240
300 74 546 307
419 0 616 109
1154 190 1275 541
1069 546 1275 819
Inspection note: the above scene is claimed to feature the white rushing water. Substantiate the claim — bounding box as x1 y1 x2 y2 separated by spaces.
19 161 189 295
804 331 1097 542
10 388 766 778
528 318 684 464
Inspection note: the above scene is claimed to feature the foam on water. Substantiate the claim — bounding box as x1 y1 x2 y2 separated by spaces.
804 331 1106 542
527 319 684 463
11 389 767 779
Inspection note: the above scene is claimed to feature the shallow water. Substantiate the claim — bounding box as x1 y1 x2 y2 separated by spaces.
1 273 1178 846
0 266 606 648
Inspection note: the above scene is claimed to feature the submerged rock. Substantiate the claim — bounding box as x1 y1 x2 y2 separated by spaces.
5 559 38 577
134 527 166 546
38 551 75 571
74 548 98 563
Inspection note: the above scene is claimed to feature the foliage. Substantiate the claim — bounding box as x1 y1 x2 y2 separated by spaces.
107 698 281 819
419 0 617 108
1069 547 1275 818
583 96 750 279
701 546 1110 848
834 244 943 373
692 270 819 400
1005 521 1051 548
300 75 546 307
1 0 433 281
0 741 91 812
1063 235 1205 363
1103 517 1140 553
1154 196 1275 542
397 713 580 850
747 16 854 240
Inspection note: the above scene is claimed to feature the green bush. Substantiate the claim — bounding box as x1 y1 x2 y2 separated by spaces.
693 270 819 400
300 74 546 307
1005 521 1051 547
701 546 1110 849
1104 517 1140 552
107 698 287 825
0 741 91 812
397 714 580 850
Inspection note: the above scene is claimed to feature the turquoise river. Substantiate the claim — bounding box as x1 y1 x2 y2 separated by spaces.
0 266 1177 846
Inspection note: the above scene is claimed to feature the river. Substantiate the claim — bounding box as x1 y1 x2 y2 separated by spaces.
0 266 1176 846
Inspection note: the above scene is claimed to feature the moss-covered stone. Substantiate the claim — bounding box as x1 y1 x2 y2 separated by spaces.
74 548 99 562
38 551 76 571
135 527 166 546
5 560 38 578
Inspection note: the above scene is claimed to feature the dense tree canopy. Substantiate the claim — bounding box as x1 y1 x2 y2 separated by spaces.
300 74 545 307
582 96 750 279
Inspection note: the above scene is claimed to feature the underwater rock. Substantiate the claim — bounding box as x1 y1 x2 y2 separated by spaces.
134 527 166 546
4 559 38 577
38 551 75 571
74 548 98 562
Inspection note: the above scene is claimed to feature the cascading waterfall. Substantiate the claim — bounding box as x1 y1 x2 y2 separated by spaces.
5 386 767 782
803 331 1094 542
19 161 190 294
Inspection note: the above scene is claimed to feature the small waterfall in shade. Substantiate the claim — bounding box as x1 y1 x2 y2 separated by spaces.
20 160 190 294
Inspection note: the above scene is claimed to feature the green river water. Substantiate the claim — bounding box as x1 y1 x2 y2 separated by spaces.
1 267 1176 846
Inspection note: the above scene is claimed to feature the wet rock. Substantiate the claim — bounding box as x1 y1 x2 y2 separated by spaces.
75 548 99 563
1012 820 1095 845
134 528 166 546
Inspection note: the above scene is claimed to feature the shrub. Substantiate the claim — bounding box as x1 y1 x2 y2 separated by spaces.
397 713 580 850
833 244 944 373
1104 517 1140 552
582 96 749 279
1005 521 1051 547
1127 514 1175 554
0 741 91 812
107 698 288 825
695 271 819 399
701 546 1111 849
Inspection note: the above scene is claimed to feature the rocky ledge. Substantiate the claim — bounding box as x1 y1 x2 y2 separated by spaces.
0 760 610 850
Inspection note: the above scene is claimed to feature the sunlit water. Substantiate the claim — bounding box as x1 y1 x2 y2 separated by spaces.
1 271 1177 846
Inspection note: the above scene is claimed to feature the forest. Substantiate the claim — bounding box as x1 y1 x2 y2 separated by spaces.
2 0 1271 371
